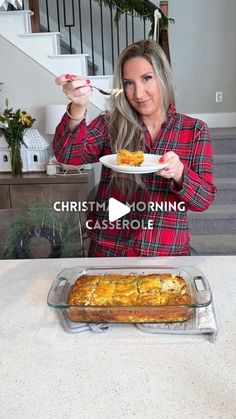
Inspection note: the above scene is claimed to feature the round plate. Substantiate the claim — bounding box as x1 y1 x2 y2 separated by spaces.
99 154 169 174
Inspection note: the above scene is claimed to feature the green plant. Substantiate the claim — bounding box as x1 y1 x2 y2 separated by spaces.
2 200 85 259
94 0 174 35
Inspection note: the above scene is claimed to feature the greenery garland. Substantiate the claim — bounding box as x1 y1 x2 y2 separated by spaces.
94 0 174 35
2 201 85 259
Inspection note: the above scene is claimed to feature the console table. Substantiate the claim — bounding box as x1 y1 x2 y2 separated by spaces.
0 170 94 257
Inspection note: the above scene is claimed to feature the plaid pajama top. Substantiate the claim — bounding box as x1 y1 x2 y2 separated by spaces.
53 104 216 256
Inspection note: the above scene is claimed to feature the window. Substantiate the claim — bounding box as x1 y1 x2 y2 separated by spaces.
3 155 8 162
33 155 38 162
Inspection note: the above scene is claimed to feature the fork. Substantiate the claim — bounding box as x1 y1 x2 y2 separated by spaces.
77 84 111 96
65 74 112 96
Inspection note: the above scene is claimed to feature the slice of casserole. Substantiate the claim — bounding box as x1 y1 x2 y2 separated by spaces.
116 149 144 166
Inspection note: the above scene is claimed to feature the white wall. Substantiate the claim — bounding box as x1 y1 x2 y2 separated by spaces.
0 34 66 147
169 0 236 118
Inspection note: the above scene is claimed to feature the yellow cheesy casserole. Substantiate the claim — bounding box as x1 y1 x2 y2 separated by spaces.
66 273 192 323
116 149 144 167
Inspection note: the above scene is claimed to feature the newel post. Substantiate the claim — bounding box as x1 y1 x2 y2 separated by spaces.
159 1 171 64
29 0 40 33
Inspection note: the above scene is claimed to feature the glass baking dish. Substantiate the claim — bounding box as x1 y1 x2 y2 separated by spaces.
47 265 212 323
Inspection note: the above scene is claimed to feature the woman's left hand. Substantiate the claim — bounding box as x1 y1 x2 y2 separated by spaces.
157 151 184 186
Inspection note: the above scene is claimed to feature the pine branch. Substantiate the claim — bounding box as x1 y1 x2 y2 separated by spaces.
94 0 174 34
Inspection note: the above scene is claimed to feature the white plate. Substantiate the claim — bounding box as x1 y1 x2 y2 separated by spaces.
99 154 169 174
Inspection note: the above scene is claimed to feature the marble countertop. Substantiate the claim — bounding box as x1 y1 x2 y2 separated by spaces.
0 256 236 419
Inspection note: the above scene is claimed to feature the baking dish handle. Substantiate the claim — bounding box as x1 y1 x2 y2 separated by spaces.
193 275 212 306
47 276 70 307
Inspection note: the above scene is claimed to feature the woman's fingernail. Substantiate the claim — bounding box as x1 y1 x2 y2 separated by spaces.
159 157 165 163
86 79 91 84
65 74 72 79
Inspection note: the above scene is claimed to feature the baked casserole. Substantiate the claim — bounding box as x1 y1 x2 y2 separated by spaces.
67 273 192 323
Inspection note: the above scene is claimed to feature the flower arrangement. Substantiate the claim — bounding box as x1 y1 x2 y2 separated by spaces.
0 99 35 175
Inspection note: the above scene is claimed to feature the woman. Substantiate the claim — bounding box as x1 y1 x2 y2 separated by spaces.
53 40 216 257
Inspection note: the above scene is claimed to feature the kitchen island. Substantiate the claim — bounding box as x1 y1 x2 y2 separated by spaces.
0 256 235 419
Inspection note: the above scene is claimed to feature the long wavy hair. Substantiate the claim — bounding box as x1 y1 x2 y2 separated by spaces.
107 40 175 196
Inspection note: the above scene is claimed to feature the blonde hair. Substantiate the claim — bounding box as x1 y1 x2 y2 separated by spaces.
108 40 175 195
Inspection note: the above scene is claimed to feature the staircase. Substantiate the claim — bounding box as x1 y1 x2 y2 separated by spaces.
0 10 112 114
189 128 236 255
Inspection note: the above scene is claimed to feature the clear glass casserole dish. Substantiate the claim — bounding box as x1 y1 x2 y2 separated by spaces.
47 265 212 323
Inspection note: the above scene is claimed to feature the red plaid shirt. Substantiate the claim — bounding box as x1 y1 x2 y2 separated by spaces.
53 105 216 256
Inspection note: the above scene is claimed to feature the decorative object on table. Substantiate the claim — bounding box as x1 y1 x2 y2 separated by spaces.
46 157 60 176
48 156 83 175
0 0 22 9
0 135 11 172
56 162 83 175
46 163 58 176
0 99 35 175
21 128 49 172
2 200 84 259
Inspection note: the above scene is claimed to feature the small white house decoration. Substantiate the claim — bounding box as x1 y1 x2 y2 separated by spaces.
0 1 22 10
0 134 11 172
21 129 49 172
0 129 49 173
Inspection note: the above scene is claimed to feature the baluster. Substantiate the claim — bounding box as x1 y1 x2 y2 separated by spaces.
109 5 114 72
131 14 134 43
116 7 120 56
89 0 95 75
45 0 50 32
63 0 75 54
56 0 60 32
78 0 83 54
143 17 146 39
100 2 105 75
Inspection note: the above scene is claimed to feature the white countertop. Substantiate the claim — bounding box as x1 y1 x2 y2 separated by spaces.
0 256 236 419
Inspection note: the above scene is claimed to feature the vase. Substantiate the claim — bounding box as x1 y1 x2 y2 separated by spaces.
10 143 23 176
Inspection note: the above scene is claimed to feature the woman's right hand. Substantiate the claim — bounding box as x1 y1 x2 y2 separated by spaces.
55 74 92 117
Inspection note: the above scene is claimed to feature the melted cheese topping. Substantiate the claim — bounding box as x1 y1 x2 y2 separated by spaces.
67 273 191 307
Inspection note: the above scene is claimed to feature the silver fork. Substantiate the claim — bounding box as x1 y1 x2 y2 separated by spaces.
65 75 112 96
76 84 111 96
